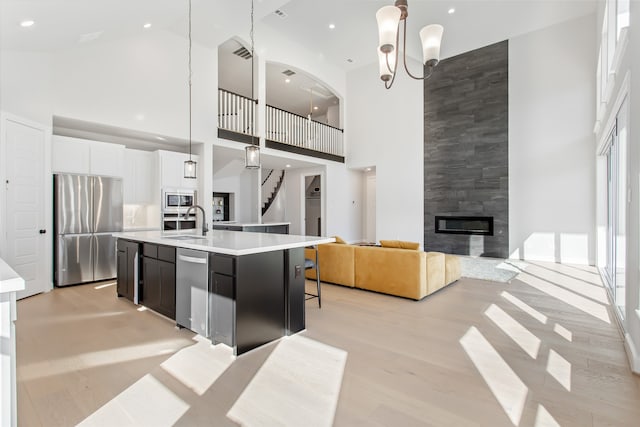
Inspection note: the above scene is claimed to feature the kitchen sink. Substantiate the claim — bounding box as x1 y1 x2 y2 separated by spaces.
165 235 208 241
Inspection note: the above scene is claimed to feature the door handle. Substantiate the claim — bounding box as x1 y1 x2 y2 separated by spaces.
39 229 46 234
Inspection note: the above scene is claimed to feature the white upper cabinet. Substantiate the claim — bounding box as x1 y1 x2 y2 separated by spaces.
52 136 91 174
123 149 157 204
52 136 125 177
157 150 199 190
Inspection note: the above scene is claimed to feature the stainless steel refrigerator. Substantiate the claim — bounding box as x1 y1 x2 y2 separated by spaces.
54 174 123 287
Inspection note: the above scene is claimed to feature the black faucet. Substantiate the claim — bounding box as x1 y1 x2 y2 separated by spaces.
184 205 209 236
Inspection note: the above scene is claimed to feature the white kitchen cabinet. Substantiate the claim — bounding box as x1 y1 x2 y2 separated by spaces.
157 150 199 190
89 141 125 177
52 135 125 177
52 135 91 174
124 149 157 204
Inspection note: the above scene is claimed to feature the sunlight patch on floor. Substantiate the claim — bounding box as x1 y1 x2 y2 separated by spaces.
227 335 347 427
534 404 561 427
518 272 611 323
553 324 572 342
94 282 116 290
501 291 548 324
460 327 528 426
77 374 189 426
161 335 234 396
546 349 571 391
485 304 541 359
19 338 189 382
524 264 609 303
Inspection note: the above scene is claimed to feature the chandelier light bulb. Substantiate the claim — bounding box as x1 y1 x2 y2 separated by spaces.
419 24 444 66
376 6 401 54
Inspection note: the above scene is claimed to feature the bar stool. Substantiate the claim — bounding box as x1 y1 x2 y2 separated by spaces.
304 246 321 308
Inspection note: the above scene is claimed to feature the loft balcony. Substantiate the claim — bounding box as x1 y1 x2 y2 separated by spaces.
217 88 344 163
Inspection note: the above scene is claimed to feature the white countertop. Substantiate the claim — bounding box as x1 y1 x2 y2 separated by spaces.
212 221 291 227
0 258 25 294
113 230 334 256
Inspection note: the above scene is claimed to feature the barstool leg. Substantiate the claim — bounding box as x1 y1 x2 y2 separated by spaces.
316 249 321 308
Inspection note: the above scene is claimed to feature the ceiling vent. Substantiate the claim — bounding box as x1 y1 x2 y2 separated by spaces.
274 9 288 19
282 69 296 77
78 31 103 44
232 46 252 60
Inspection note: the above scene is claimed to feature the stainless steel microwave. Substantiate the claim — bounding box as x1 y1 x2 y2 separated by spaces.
162 188 196 213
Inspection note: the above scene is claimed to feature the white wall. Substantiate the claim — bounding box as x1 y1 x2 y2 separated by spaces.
0 50 53 124
52 30 217 143
509 14 596 264
346 58 424 247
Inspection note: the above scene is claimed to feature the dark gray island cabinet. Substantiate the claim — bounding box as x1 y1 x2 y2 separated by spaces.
114 230 333 356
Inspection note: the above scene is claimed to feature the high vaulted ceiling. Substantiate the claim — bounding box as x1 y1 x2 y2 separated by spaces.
2 0 598 68
261 0 598 71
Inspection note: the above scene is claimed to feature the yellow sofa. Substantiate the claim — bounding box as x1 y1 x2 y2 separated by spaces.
305 243 461 300
305 243 356 287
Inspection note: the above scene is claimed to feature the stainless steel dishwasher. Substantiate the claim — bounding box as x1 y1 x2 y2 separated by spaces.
176 248 209 337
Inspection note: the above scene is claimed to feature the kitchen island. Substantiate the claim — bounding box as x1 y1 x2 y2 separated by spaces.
211 221 290 234
113 230 333 355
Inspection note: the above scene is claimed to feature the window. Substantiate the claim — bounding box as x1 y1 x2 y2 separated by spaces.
617 0 630 40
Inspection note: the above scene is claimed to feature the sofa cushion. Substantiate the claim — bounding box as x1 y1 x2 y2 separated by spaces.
379 240 420 250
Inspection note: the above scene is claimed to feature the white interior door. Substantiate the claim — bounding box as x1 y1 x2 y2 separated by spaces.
2 114 49 299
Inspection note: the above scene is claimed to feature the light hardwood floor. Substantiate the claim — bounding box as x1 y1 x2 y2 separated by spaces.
15 261 640 426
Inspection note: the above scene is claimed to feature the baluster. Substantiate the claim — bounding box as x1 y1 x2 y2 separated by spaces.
226 91 230 130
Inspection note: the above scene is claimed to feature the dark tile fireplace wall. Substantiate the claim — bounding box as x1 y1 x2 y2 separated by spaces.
424 40 509 258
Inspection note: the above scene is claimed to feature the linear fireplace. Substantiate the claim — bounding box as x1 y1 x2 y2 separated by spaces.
435 216 494 236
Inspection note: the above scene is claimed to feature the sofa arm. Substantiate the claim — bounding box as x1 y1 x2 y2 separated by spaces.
306 243 356 287
425 252 445 295
444 254 461 285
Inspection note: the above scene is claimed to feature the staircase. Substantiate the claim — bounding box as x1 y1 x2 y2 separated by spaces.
262 169 285 216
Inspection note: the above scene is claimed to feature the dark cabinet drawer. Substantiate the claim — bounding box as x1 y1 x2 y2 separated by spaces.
143 243 158 258
157 246 176 263
212 254 235 276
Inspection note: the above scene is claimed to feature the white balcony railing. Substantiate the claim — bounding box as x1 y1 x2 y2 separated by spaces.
218 88 256 136
217 88 344 158
265 105 343 157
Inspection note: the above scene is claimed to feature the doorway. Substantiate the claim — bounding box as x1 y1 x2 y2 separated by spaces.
304 175 321 236
1 113 51 299
364 171 377 243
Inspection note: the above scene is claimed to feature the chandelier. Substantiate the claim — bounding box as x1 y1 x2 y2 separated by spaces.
376 0 444 89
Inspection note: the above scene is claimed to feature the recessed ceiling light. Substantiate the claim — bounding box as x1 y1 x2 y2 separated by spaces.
286 164 291 168
366 168 372 171
20 20 35 28
285 78 291 83
143 23 152 29
448 8 455 14
313 106 318 110
329 24 335 30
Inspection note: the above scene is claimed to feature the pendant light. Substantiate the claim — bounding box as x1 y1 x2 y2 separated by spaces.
184 0 197 179
245 0 260 169
376 0 444 89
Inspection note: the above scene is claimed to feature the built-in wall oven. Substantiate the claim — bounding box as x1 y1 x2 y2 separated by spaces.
162 188 197 231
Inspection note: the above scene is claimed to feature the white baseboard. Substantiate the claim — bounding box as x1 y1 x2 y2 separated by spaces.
624 333 640 374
